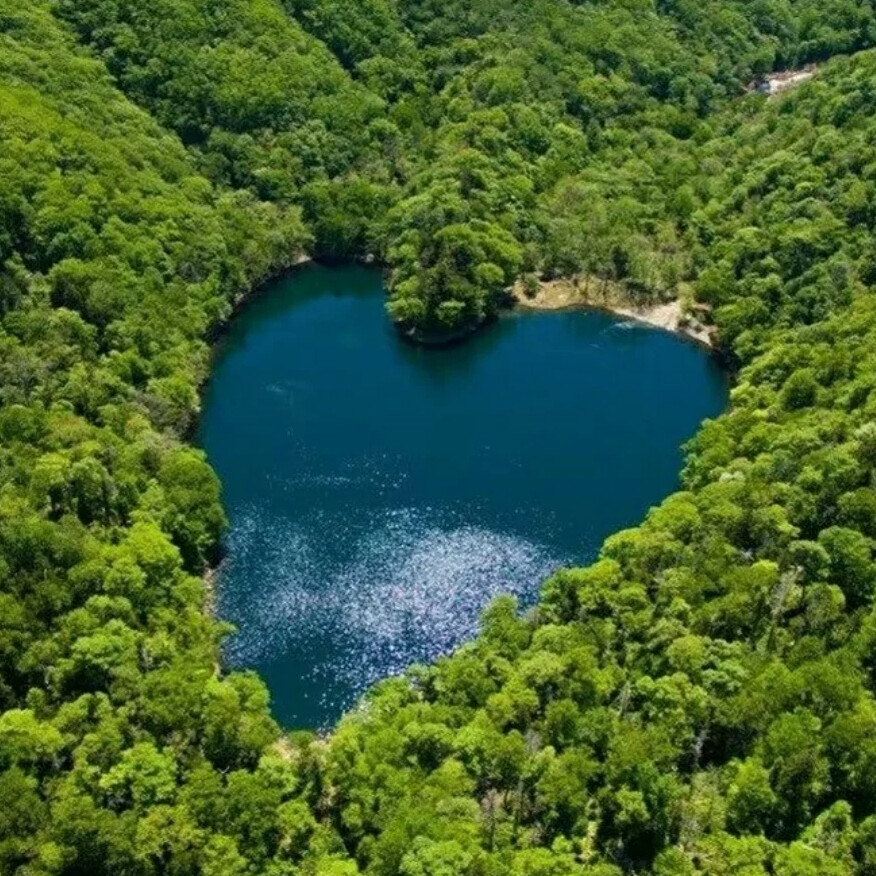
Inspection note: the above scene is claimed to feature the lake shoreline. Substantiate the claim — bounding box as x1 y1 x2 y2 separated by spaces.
195 260 725 699
197 262 729 727
211 255 717 353
196 254 314 626
511 276 716 350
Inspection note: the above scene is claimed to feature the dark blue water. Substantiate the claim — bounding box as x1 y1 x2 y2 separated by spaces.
198 265 727 728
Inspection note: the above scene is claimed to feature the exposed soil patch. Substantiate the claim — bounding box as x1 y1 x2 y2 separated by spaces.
750 65 817 96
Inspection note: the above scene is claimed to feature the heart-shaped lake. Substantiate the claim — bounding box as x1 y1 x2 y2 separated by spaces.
197 264 728 728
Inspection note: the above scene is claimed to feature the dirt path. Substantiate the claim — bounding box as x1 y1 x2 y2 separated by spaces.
750 65 817 96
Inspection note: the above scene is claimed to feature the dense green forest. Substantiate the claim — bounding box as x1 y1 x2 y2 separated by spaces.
4 0 876 873
51 0 876 335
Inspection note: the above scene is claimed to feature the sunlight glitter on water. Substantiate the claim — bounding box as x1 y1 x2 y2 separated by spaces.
218 504 569 722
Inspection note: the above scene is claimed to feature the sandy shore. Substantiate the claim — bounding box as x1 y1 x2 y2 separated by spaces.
512 277 715 348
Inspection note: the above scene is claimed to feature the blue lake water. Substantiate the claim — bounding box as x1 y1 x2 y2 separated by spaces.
197 264 728 727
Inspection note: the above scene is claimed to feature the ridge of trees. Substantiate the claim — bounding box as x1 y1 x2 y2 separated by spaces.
55 0 876 335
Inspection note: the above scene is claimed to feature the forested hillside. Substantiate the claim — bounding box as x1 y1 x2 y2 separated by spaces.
4 0 876 874
0 7 298 873
53 0 876 336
